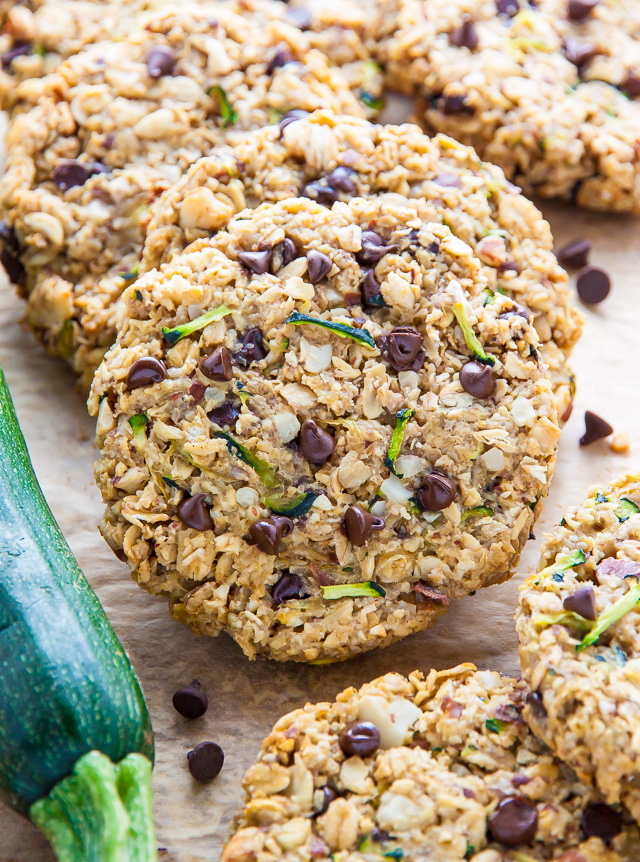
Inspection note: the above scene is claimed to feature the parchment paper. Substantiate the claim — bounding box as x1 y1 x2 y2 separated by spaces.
0 111 639 860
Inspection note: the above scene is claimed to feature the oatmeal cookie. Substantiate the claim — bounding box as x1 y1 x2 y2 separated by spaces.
0 2 368 391
90 196 560 662
385 0 640 213
142 111 582 417
222 663 640 861
517 474 640 822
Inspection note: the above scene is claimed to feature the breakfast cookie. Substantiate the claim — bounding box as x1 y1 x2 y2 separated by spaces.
517 474 640 822
0 2 369 391
143 112 581 417
222 663 640 861
385 0 640 213
90 196 560 662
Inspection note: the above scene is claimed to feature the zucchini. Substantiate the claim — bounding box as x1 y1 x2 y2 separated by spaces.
0 367 156 861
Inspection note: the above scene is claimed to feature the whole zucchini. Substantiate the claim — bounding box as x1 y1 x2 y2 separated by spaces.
0 366 157 861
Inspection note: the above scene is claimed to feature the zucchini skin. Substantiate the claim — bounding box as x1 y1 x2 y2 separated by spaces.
0 366 154 815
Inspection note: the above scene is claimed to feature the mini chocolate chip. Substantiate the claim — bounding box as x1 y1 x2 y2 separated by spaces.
361 269 385 307
568 0 599 20
497 259 520 274
339 722 380 757
271 571 304 604
250 516 294 555
357 230 398 265
416 473 457 511
286 6 312 28
563 586 597 620
127 356 167 389
576 265 610 304
496 0 519 15
525 691 547 719
580 410 613 446
344 506 385 546
279 109 308 133
266 44 292 74
172 679 208 719
0 224 24 283
235 327 267 367
324 167 356 194
460 360 494 398
51 160 91 191
316 786 338 815
302 181 338 206
450 15 478 50
557 238 591 269
440 94 475 115
1 42 31 69
238 249 273 274
565 38 597 67
581 803 622 843
307 249 332 283
208 399 240 427
299 419 334 463
177 493 213 532
381 326 422 371
200 346 233 381
621 73 640 98
489 797 538 846
272 237 297 269
147 45 176 77
187 741 224 783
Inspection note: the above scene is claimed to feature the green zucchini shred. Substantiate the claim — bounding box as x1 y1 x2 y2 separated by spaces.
358 834 402 858
162 305 232 345
485 718 510 734
213 430 279 489
451 303 495 367
534 610 594 634
129 414 148 435
265 491 319 518
209 85 238 127
360 91 384 111
615 497 640 522
285 311 376 348
321 581 386 600
384 408 415 475
538 548 587 582
461 505 494 522
577 580 640 652
119 263 139 282
56 321 76 362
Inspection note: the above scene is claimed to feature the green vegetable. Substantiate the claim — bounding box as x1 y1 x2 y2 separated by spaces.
213 430 279 489
209 85 238 127
33 43 47 57
0 367 155 858
461 505 494 522
286 311 376 348
384 408 414 475
538 548 586 582
119 263 139 282
577 581 640 652
451 303 495 367
358 834 402 858
321 581 386 600
534 610 593 634
360 91 384 111
615 497 640 522
130 416 169 498
265 491 319 518
56 321 76 362
485 718 510 734
162 305 232 344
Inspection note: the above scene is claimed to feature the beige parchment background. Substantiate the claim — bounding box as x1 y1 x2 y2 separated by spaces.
0 108 639 860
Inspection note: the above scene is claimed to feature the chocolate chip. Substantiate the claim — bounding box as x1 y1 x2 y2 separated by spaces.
187 741 224 783
279 109 308 133
274 238 297 268
307 249 332 283
299 419 334 464
200 346 232 381
250 516 294 555
489 797 538 846
303 181 338 206
177 493 213 531
1 42 31 69
0 223 24 283
380 326 422 371
525 691 547 719
576 265 610 304
356 230 398 265
271 571 304 603
450 15 478 50
286 6 312 28
410 582 451 606
235 328 267 367
416 473 457 511
568 0 599 20
325 166 356 194
496 0 519 15
266 44 292 74
497 259 520 274
316 786 338 815
361 269 385 307
580 410 613 446
208 399 240 427
127 356 167 389
460 360 494 398
581 803 622 843
190 379 206 402
344 506 385 546
557 238 591 269
51 160 91 191
440 94 475 115
621 73 640 98
238 249 273 274
563 586 597 620
338 722 380 757
565 38 597 67
172 679 208 719
147 45 176 78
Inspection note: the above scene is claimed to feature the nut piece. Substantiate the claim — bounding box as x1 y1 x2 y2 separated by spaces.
179 187 236 231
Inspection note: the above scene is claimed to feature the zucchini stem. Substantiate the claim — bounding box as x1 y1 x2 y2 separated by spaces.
30 751 157 862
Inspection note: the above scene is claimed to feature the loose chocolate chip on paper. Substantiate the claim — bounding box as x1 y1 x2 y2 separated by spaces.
489 797 538 846
580 410 613 446
173 679 209 719
460 360 494 398
339 722 380 757
416 473 457 511
563 586 597 620
177 493 213 532
200 346 233 381
344 506 385 546
581 803 622 843
556 238 591 269
147 45 176 78
567 0 599 20
250 516 294 555
238 249 272 274
187 741 224 783
307 249 332 283
299 419 334 463
450 15 479 50
127 356 167 389
576 265 610 304
271 571 304 604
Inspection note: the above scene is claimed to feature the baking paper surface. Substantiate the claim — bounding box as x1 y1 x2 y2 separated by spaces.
0 147 638 859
